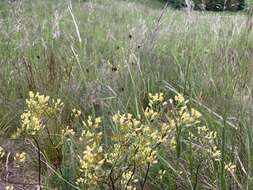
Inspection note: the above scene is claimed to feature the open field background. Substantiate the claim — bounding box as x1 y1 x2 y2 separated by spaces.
0 0 253 189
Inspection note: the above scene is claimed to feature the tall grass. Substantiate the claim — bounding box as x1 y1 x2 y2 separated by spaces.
0 0 253 189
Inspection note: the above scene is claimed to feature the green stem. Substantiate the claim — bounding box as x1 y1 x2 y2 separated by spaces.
33 138 42 190
189 131 193 182
221 116 227 190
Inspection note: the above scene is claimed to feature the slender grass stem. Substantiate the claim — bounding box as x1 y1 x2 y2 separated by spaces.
141 162 150 190
220 115 227 190
33 138 42 190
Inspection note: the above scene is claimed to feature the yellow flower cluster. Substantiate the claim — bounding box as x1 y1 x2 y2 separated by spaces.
83 116 102 129
77 116 105 187
174 94 185 104
14 152 27 167
15 91 64 137
78 143 105 186
76 92 216 189
16 91 223 189
178 107 202 126
121 171 138 190
225 162 236 173
144 107 159 121
165 93 222 166
197 125 221 161
112 112 141 135
191 108 202 119
112 113 159 164
72 108 81 118
144 93 165 121
136 142 158 165
62 126 75 138
14 152 27 163
209 146 221 161
77 94 171 188
158 170 166 180
148 92 164 105
108 95 170 185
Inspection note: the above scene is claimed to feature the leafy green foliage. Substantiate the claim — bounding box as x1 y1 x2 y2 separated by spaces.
167 0 245 10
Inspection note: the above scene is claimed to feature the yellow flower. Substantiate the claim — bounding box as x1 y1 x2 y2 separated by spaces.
149 93 164 103
121 171 138 190
95 117 102 124
14 152 27 163
209 146 221 161
76 177 85 185
62 126 75 137
175 94 185 104
158 170 166 179
16 92 64 137
197 125 208 134
78 141 105 187
144 107 159 121
72 108 81 117
181 112 194 124
191 108 202 119
225 162 236 173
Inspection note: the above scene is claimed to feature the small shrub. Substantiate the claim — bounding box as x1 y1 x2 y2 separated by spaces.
167 0 245 10
168 0 187 8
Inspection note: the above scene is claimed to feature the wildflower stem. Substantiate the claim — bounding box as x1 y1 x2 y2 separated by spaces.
109 174 115 190
188 131 193 183
33 138 42 190
141 162 150 190
45 126 62 175
109 168 115 190
125 162 136 190
220 116 227 190
193 160 202 190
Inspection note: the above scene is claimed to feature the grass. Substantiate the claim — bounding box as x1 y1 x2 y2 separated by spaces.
0 0 253 189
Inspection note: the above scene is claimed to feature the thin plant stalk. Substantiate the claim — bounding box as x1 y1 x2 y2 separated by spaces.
33 137 42 190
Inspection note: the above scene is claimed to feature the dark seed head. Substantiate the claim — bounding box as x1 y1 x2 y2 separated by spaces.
128 34 132 39
111 67 117 72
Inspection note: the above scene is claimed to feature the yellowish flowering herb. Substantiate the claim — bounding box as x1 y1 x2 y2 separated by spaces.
15 91 64 137
191 108 202 119
149 92 164 104
158 169 167 180
14 152 27 168
62 126 75 137
72 108 81 118
14 152 27 163
144 107 159 121
174 94 185 104
225 162 236 173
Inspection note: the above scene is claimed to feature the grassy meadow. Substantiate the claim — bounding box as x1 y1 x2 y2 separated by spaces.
0 0 253 189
